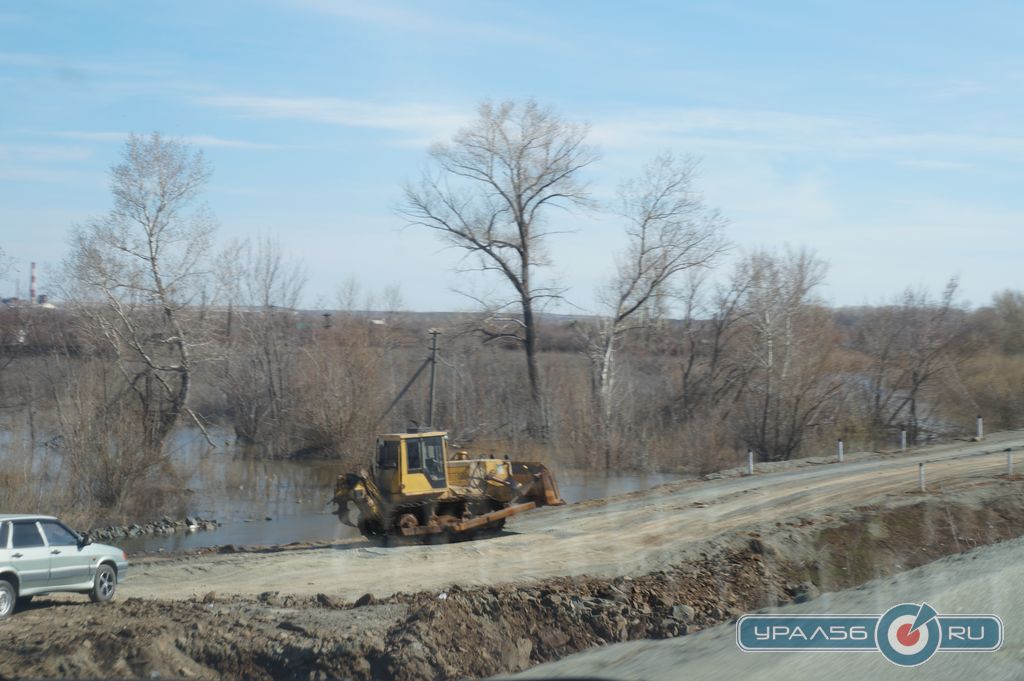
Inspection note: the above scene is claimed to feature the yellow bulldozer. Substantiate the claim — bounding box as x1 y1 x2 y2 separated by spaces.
332 430 565 542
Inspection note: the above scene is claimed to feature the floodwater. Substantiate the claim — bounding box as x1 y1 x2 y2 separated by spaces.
121 430 678 554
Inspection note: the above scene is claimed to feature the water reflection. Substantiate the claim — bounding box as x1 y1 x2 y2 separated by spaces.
122 430 678 554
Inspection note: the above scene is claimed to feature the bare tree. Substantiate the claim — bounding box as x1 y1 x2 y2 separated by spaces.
402 99 599 436
217 236 306 451
671 271 753 422
582 154 727 437
973 289 1024 355
857 279 963 444
65 132 215 454
733 249 842 461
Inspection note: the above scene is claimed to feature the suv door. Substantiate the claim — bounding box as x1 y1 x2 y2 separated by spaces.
9 521 50 590
40 520 91 587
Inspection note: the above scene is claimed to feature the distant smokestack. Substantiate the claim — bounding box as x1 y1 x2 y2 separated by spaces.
29 262 37 304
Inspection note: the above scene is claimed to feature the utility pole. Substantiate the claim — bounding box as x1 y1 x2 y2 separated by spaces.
376 330 443 428
427 329 440 428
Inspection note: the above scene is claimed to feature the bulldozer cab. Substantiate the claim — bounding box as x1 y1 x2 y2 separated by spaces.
373 431 449 498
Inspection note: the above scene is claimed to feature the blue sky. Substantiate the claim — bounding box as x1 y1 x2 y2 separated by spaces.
1 0 1022 311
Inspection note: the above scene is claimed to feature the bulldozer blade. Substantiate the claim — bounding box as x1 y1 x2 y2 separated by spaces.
336 502 358 528
512 463 566 507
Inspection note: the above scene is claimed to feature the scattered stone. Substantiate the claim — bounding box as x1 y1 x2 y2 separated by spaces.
538 629 570 649
258 591 281 606
792 581 820 603
278 621 308 634
671 604 695 623
353 593 376 607
499 637 533 671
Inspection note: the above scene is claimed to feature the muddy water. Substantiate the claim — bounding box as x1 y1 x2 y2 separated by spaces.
122 431 677 555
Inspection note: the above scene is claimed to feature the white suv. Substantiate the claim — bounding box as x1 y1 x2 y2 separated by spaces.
0 515 129 618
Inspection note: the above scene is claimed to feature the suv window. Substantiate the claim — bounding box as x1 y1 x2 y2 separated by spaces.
41 520 79 546
0 522 8 549
11 522 44 548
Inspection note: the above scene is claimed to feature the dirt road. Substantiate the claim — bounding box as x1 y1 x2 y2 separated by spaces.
124 431 1024 601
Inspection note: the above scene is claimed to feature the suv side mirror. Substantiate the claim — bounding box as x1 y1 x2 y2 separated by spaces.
78 534 92 547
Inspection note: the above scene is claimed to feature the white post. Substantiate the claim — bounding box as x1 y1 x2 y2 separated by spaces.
747 450 754 476
1008 449 1014 477
918 462 925 492
837 438 844 463
976 415 984 440
900 429 907 452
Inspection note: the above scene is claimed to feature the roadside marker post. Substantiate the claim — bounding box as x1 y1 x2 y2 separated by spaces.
837 438 844 463
747 450 754 476
1008 449 1014 477
900 429 907 452
919 462 925 492
977 415 984 440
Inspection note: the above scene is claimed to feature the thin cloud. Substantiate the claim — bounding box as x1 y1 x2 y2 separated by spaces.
49 130 295 150
897 159 976 172
285 0 552 47
0 51 167 79
0 143 93 163
199 95 469 141
182 134 297 150
591 106 1024 161
590 107 856 152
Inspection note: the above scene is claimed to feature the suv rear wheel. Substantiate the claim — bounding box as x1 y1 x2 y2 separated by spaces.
0 580 15 619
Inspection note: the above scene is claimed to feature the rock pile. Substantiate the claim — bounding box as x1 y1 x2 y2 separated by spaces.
88 516 219 542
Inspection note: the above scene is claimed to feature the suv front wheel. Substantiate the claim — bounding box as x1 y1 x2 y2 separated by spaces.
0 580 15 619
89 564 116 603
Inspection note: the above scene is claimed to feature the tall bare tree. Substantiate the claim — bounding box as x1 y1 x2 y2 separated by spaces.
734 249 842 461
584 154 727 425
217 237 306 451
857 279 963 444
65 132 215 453
402 99 599 436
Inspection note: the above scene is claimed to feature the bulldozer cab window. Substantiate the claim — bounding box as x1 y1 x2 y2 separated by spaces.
377 440 399 469
421 436 447 488
406 439 423 471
